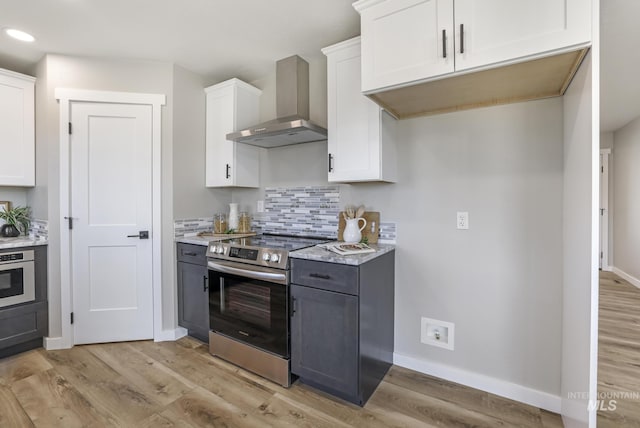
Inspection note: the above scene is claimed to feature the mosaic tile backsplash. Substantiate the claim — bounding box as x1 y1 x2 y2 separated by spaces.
174 218 213 238
173 185 397 243
252 186 341 238
28 219 48 240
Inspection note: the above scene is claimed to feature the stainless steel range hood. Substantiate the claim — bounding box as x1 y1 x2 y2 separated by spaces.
226 55 327 148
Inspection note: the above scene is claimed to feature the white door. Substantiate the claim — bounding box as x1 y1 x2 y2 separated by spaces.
70 102 154 344
358 0 454 92
599 151 610 270
454 0 591 72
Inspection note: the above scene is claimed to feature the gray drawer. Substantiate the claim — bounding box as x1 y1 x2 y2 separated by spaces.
291 259 358 295
177 243 207 265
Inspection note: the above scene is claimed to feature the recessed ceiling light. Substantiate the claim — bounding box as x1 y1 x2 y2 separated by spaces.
4 28 35 42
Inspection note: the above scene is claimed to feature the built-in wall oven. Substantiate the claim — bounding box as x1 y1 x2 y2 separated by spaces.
207 235 327 387
0 249 35 309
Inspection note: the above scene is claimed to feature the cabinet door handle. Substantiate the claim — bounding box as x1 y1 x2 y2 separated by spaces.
203 275 208 292
225 163 231 179
328 153 334 172
460 24 464 54
309 273 331 280
291 297 297 317
442 29 447 58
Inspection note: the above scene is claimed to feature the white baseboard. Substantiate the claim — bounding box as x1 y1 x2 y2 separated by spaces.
154 327 188 342
393 352 561 414
43 336 68 350
601 265 613 272
612 266 640 289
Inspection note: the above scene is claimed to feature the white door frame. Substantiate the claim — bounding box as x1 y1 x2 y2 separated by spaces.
600 148 611 271
55 89 165 349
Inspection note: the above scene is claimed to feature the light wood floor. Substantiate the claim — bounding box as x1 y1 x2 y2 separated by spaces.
0 337 562 427
598 271 640 427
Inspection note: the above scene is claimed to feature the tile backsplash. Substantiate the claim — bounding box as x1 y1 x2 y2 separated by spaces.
28 219 48 240
252 186 340 238
173 185 397 243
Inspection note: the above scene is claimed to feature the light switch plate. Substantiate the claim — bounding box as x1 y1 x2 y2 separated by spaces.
257 200 265 213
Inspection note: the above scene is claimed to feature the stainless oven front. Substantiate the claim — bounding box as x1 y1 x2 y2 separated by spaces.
0 249 35 308
208 259 289 358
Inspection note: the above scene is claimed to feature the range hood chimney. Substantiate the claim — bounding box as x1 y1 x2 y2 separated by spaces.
226 55 327 148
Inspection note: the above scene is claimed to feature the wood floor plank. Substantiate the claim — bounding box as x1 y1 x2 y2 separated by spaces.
0 349 53 386
0 384 34 428
86 342 197 406
11 368 103 427
158 386 272 428
598 271 640 426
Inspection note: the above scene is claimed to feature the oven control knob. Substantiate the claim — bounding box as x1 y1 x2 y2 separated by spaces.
216 246 224 254
262 253 271 262
270 253 281 263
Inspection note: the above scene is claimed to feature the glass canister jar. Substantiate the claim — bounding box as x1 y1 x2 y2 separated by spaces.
238 211 251 233
213 213 227 234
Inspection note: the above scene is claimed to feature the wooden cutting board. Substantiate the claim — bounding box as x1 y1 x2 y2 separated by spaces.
197 232 257 239
338 211 380 244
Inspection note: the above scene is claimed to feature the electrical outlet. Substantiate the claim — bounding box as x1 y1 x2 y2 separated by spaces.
457 211 469 230
257 200 264 213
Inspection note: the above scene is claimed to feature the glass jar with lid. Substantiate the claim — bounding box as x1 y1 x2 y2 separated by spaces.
213 213 227 234
238 211 251 233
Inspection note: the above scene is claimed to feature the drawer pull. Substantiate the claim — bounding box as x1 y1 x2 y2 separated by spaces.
309 273 331 280
183 251 198 256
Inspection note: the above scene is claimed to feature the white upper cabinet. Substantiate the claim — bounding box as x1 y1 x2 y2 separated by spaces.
358 0 454 93
205 79 261 188
0 68 35 187
354 0 591 94
323 37 397 183
454 0 592 72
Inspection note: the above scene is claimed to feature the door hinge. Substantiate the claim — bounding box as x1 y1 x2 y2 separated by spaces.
68 122 72 135
70 312 74 324
601 166 604 173
64 216 73 229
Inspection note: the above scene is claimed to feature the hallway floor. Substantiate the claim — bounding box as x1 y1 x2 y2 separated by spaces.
598 271 640 427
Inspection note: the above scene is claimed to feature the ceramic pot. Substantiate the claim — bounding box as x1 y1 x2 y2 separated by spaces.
0 224 20 237
343 217 367 243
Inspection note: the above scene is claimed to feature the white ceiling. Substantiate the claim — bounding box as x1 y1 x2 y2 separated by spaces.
0 1 634 132
0 0 360 84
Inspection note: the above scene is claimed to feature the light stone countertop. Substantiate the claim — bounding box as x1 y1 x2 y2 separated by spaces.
0 236 48 250
290 243 395 266
175 235 222 246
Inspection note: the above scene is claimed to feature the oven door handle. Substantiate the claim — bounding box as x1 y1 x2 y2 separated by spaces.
207 261 288 285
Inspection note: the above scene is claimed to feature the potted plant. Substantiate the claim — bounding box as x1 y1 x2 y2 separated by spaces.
0 205 31 237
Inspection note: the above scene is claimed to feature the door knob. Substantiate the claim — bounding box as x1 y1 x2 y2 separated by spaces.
127 231 149 239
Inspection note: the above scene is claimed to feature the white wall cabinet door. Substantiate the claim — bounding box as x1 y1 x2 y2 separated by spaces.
355 0 591 94
205 78 261 188
323 37 397 183
454 0 592 72
0 69 35 186
357 0 454 93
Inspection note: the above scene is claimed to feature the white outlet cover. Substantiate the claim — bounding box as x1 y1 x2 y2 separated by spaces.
257 200 265 213
421 317 455 350
457 211 469 230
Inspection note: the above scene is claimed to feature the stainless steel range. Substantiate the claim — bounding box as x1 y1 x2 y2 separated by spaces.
206 234 327 387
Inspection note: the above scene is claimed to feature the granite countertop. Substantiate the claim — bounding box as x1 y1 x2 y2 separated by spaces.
290 243 395 266
0 236 48 250
175 232 257 246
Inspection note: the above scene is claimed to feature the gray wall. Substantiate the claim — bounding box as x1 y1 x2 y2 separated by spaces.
234 96 566 396
173 65 231 218
30 54 178 336
0 188 28 209
612 116 640 280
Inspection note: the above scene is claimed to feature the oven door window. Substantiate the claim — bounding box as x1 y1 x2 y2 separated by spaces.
0 267 24 299
209 271 288 357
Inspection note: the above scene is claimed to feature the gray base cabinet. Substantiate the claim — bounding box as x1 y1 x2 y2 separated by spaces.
0 245 48 358
177 243 209 343
290 251 395 406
